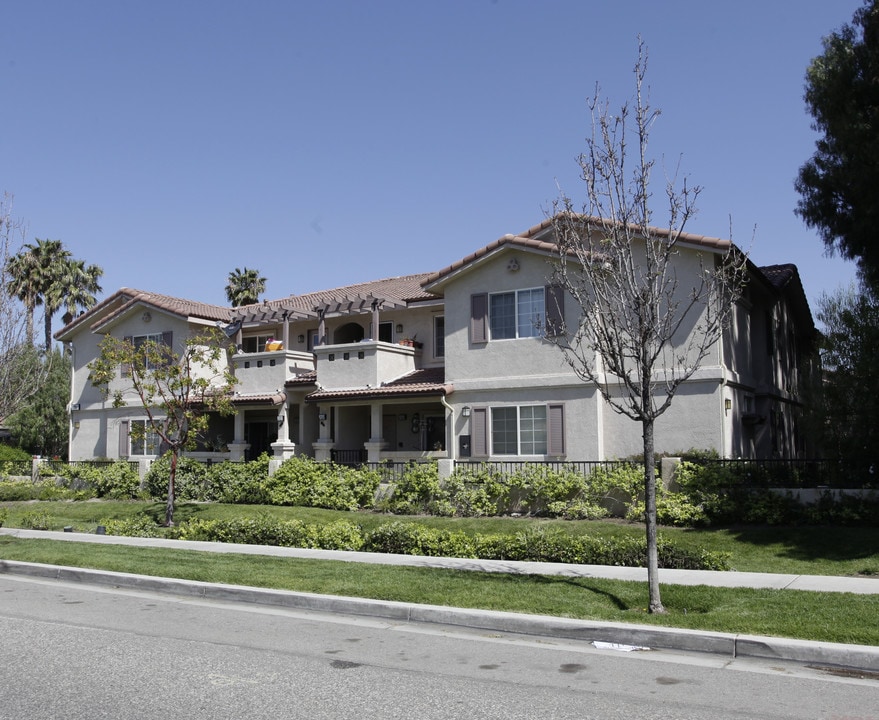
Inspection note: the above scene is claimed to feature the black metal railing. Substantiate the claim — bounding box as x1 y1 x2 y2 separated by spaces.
453 460 638 477
688 458 876 489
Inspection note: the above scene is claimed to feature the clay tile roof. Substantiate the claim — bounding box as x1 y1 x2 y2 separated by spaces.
305 367 451 403
285 371 318 387
231 391 287 406
84 288 233 334
423 215 732 290
271 273 439 314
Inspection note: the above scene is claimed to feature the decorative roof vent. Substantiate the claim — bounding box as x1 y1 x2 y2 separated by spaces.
507 258 520 272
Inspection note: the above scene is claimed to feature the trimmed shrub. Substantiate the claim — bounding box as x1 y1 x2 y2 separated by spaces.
265 456 378 511
61 461 141 499
206 455 271 504
143 455 210 501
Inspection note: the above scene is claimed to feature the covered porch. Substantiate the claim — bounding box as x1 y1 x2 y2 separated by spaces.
305 367 453 464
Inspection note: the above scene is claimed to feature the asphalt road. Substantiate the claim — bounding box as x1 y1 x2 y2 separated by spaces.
0 574 876 720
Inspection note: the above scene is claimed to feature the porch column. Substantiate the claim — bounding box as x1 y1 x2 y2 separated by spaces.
371 299 380 340
364 401 387 463
228 409 249 461
281 311 290 349
317 309 326 346
271 399 296 464
313 404 335 461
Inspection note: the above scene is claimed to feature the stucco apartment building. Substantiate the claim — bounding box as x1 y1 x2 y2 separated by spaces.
56 218 817 466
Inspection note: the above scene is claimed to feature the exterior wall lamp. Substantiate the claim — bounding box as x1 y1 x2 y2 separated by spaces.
462 406 471 417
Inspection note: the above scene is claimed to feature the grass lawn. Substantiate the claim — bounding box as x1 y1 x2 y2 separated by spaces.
3 499 878 577
1 500 878 646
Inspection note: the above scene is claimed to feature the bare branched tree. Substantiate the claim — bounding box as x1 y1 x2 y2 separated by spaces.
0 192 47 421
548 43 748 613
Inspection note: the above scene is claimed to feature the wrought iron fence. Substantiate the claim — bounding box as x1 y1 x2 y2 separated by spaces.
453 460 638 477
684 458 876 489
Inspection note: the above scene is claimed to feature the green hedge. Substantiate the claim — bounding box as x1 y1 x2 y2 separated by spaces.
102 513 730 571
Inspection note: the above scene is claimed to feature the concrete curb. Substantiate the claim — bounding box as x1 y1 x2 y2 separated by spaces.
2 559 878 673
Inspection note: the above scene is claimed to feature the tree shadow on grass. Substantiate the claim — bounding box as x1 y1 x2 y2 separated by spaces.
708 524 879 564
530 573 635 611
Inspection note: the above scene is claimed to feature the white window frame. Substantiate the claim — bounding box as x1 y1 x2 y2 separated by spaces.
489 287 545 340
130 419 162 456
490 405 547 456
132 332 167 370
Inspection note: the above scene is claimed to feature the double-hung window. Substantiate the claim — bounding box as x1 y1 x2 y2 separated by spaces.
129 419 161 456
491 405 547 455
489 288 545 339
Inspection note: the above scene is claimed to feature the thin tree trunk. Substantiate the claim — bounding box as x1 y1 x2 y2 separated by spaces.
43 311 52 352
642 416 665 613
166 449 178 526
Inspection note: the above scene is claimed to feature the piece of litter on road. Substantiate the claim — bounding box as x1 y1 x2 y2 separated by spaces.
592 641 650 652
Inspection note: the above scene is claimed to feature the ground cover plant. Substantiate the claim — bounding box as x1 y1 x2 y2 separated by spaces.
2 500 878 578
0 534 876 647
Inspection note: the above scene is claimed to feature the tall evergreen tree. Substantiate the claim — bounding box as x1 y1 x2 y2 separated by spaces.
795 1 879 289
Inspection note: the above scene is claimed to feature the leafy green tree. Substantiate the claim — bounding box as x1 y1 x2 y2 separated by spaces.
795 1 879 289
549 43 747 613
7 349 71 458
0 193 46 418
225 267 266 307
89 328 237 525
813 283 879 470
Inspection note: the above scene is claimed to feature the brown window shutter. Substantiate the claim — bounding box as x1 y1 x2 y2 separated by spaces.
118 420 129 457
547 404 565 456
470 293 487 344
121 336 133 377
471 407 488 456
545 286 565 336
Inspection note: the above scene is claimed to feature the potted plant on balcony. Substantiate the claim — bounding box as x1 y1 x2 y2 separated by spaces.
398 334 422 349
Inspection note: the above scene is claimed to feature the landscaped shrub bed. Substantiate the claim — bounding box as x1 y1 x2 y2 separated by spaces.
100 513 731 571
5 452 877 527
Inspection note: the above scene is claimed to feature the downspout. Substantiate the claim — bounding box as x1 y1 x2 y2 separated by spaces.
440 393 455 462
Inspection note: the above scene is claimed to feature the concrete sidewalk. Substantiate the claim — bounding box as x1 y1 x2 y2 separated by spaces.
2 527 878 672
2 527 878 594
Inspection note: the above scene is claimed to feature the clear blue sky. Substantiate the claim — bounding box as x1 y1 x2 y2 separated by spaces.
1 0 861 323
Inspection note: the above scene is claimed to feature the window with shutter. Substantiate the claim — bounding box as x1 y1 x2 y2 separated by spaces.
471 294 488 344
471 407 488 456
547 404 565 455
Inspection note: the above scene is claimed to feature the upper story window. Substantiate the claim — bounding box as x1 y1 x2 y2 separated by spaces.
489 288 545 339
124 332 172 373
471 287 563 345
434 315 445 357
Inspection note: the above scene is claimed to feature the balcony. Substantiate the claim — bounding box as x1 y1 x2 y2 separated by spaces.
232 348 316 394
314 340 418 390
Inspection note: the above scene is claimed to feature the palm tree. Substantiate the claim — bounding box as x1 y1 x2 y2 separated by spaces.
225 267 266 307
6 239 104 350
5 250 39 346
6 239 67 347
55 259 104 328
